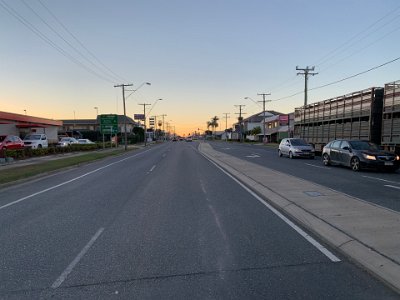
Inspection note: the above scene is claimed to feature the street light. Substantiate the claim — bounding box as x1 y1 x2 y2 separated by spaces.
94 107 98 131
125 82 151 100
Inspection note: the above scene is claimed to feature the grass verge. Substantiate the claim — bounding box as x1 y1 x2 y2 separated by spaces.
0 149 127 185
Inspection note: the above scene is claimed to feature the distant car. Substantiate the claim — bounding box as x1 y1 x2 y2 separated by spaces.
186 137 193 142
278 138 315 159
322 139 400 172
0 135 24 150
57 137 79 147
172 137 178 142
77 139 95 144
23 134 48 149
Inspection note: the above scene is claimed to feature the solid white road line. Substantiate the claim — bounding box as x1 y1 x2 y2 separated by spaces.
0 149 152 211
149 165 156 172
201 154 341 263
362 175 400 185
384 185 400 190
51 227 104 289
305 163 329 169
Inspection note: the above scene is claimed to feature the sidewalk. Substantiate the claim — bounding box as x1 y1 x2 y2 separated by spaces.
199 142 400 293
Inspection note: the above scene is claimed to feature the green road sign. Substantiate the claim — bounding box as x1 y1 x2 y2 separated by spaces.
100 114 118 134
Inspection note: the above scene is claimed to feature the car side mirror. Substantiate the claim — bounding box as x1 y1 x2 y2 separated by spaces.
343 146 352 152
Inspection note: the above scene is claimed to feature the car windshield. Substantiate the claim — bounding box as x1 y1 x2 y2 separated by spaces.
0 136 6 142
290 139 309 146
24 135 41 140
349 141 380 151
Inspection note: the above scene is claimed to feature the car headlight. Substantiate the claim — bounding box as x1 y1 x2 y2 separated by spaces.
363 154 376 160
396 155 400 161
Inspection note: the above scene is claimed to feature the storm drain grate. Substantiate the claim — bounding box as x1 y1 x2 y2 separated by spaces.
304 191 323 197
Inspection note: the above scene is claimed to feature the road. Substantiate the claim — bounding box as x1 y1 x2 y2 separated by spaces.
0 141 398 299
210 141 400 212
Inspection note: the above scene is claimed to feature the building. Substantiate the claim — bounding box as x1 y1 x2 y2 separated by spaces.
0 111 62 143
259 113 294 143
60 115 140 134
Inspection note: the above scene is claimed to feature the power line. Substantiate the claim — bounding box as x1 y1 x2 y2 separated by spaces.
310 56 400 92
0 0 114 83
274 56 400 102
36 0 128 83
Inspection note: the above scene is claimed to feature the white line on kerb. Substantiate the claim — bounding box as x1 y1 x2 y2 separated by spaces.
0 149 152 211
51 227 104 289
202 154 341 263
384 185 400 190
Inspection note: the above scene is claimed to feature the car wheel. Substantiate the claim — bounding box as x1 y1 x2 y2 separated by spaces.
350 157 361 171
38 144 42 149
322 153 330 166
289 151 294 159
278 150 282 157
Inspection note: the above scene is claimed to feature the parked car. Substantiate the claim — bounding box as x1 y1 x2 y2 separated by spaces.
23 134 48 149
186 137 193 142
57 137 79 147
278 138 315 159
77 139 95 144
322 139 400 172
0 135 24 150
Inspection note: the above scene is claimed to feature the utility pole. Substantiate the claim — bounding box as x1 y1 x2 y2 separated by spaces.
222 112 230 141
234 105 246 142
296 66 317 139
114 83 133 150
138 103 151 146
257 93 271 144
296 66 318 107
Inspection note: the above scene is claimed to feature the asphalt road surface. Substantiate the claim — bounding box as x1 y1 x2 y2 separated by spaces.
210 141 400 212
0 141 398 299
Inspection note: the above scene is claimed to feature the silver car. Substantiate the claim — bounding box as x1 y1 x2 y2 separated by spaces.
278 138 315 159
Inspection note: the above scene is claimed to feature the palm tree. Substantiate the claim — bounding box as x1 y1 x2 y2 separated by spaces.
207 116 219 139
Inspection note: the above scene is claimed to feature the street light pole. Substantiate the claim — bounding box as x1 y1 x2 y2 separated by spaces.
138 103 151 146
114 83 133 150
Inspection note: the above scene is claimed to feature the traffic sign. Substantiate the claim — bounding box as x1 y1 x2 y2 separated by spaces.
134 114 145 121
100 114 118 134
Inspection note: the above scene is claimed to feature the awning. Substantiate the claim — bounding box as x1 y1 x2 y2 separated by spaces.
16 124 47 128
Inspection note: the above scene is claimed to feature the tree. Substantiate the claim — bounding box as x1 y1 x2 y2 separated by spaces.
207 116 219 138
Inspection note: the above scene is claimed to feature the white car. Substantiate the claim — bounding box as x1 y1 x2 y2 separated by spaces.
77 139 95 144
278 138 315 159
57 137 79 147
23 134 48 149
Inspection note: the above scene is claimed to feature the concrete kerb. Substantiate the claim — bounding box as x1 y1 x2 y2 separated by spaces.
198 142 400 293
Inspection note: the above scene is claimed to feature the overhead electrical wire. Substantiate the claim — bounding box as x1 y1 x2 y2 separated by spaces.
20 0 121 83
0 0 116 83
268 5 400 100
273 55 400 102
36 0 128 83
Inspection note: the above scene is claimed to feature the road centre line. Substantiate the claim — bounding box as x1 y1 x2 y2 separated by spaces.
384 185 400 190
149 165 156 172
201 153 341 263
0 149 152 211
51 227 104 289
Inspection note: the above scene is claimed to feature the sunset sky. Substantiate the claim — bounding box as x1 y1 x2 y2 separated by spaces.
1 0 400 135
